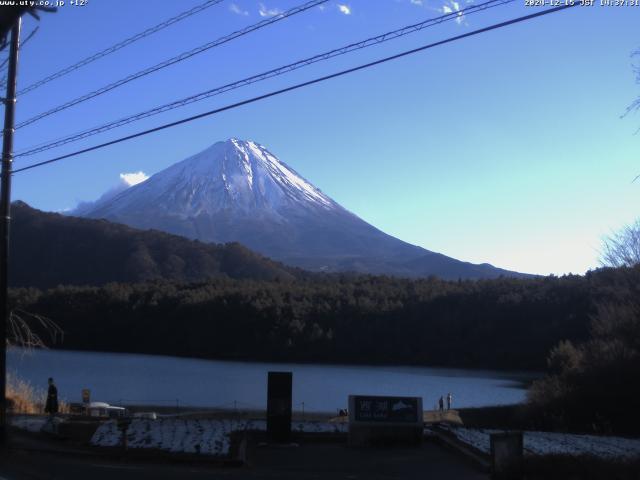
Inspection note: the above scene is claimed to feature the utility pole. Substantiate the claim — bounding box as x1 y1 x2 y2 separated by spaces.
0 17 21 448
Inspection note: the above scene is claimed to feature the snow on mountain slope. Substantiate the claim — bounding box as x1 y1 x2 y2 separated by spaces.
91 139 335 219
77 139 526 279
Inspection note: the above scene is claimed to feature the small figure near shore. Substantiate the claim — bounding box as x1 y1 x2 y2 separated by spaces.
447 392 452 410
438 395 444 411
45 377 59 416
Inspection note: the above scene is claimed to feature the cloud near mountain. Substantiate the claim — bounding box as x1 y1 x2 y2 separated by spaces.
74 171 149 216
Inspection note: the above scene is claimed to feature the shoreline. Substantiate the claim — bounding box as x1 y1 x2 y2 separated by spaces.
8 346 544 378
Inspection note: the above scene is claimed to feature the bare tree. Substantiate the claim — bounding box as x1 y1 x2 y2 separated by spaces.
601 219 640 268
7 308 62 349
623 48 640 121
623 48 640 185
604 50 640 266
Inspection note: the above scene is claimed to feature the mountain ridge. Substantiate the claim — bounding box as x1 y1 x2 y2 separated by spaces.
9 201 299 288
76 138 530 280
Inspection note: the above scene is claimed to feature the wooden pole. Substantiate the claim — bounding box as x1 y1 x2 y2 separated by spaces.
0 17 21 448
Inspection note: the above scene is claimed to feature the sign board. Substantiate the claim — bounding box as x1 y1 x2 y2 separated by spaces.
267 371 292 443
351 395 420 423
348 395 423 447
81 388 90 404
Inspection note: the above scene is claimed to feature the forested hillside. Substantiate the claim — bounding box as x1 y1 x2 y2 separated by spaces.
12 267 635 371
10 202 298 287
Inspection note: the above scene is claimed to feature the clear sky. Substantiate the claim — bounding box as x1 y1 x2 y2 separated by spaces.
8 0 640 276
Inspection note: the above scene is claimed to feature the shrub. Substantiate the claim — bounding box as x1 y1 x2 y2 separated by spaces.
6 372 45 414
6 372 68 414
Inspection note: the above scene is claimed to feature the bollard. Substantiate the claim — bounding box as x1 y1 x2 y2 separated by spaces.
490 431 523 480
117 418 131 451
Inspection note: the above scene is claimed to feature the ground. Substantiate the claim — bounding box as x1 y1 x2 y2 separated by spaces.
9 409 640 479
0 431 487 480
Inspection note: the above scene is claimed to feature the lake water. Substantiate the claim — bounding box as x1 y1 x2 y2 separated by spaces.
7 348 536 412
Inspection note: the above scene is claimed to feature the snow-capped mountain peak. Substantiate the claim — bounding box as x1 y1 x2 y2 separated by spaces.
76 138 526 279
84 138 336 220
224 138 334 209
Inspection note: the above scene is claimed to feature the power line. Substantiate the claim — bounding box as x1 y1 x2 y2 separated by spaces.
13 4 578 175
0 25 37 71
15 0 514 158
15 0 327 129
16 0 512 156
0 26 38 88
17 0 227 95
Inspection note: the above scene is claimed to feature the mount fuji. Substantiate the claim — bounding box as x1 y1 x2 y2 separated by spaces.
77 138 524 279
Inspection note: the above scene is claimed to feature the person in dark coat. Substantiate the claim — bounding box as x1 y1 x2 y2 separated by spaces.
45 377 59 416
438 395 444 412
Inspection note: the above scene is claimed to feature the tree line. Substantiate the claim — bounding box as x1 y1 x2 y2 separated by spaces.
12 266 638 372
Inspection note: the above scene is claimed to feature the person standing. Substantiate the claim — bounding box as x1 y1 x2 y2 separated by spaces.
438 395 444 411
447 392 453 410
45 377 59 416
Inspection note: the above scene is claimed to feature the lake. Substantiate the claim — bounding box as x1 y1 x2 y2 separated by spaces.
7 348 536 412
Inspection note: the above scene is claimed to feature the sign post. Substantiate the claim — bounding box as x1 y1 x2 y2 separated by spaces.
348 395 423 447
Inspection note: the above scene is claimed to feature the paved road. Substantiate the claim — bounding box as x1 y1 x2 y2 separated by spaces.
1 442 488 480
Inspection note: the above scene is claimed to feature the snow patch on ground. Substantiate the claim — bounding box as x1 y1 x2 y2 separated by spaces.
90 418 345 457
126 418 231 455
10 415 64 433
10 415 48 433
444 427 640 460
90 419 122 447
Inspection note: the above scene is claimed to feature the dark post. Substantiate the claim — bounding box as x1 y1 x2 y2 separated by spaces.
266 371 292 443
490 431 524 480
0 17 21 448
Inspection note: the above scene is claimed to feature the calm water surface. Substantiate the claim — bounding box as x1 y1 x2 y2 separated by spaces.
8 348 536 412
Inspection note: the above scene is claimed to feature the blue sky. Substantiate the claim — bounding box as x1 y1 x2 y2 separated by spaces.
8 0 640 276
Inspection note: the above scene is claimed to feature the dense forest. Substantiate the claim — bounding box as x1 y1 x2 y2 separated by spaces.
10 201 299 287
527 266 640 434
11 266 638 371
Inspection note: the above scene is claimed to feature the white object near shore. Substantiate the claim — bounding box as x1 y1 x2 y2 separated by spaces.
87 401 128 418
